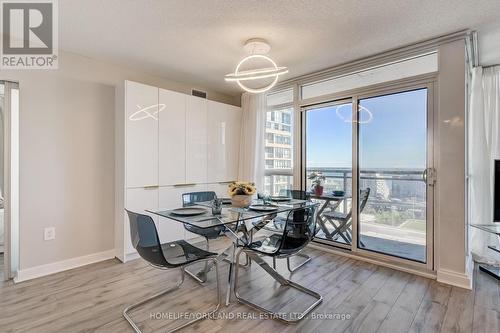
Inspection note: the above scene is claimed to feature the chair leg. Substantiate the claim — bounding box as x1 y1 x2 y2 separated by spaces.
123 259 221 333
234 250 322 324
286 253 312 273
272 257 277 269
184 237 210 283
223 250 250 267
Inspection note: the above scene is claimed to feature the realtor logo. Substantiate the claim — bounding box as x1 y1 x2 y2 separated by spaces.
1 0 58 69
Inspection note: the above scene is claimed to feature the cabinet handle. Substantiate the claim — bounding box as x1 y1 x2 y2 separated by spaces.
143 185 159 190
173 183 196 187
218 181 235 185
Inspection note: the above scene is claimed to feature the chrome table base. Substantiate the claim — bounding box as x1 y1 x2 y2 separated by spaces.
234 250 323 323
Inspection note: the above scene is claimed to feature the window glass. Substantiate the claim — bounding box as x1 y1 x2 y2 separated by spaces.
267 88 293 107
264 106 293 195
301 52 437 100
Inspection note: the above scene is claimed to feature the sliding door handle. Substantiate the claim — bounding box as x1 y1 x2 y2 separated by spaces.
423 168 436 186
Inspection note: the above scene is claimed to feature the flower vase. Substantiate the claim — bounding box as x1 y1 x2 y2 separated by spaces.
231 194 252 208
314 185 324 196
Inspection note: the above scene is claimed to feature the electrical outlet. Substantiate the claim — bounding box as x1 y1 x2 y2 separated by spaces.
44 227 55 241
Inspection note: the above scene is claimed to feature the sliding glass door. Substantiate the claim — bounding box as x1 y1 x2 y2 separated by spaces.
304 100 353 247
303 86 433 265
358 89 429 263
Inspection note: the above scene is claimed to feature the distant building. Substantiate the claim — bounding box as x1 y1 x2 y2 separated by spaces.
264 108 293 195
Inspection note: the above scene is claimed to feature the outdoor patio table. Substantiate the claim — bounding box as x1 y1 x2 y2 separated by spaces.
309 193 351 243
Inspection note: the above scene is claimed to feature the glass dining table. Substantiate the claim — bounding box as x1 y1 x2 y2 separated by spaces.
147 199 319 306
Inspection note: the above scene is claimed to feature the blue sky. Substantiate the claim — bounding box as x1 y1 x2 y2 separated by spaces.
306 89 427 170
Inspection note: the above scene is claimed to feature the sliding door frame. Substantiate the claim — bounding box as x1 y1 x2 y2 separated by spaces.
298 73 437 272
1 80 19 280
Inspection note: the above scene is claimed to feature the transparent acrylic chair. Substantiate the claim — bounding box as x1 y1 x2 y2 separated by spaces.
181 191 226 283
234 206 322 323
123 209 221 333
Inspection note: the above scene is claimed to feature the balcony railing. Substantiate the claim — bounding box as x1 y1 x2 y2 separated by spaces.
307 167 426 214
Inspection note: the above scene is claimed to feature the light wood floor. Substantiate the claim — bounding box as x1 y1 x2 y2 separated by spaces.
0 240 498 333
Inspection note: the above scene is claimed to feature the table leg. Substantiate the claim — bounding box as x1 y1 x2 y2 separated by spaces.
225 243 236 306
315 200 334 239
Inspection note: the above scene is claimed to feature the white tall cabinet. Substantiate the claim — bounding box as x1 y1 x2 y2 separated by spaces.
186 97 208 184
115 80 241 262
125 82 158 188
159 89 186 186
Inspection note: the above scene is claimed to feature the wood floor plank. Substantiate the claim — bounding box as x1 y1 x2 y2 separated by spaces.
440 286 475 333
473 265 500 311
472 305 500 333
346 270 412 333
408 280 452 333
376 274 430 333
0 239 497 333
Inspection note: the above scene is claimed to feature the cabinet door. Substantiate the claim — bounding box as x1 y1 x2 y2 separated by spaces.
125 81 159 187
225 104 242 182
125 187 158 254
207 183 231 198
207 101 241 182
158 186 186 243
186 96 207 183
159 89 186 186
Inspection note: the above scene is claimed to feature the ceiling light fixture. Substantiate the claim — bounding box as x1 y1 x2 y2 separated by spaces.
225 38 288 94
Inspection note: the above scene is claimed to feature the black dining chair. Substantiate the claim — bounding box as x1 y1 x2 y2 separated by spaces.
324 188 371 245
258 189 314 272
181 191 226 283
123 210 221 333
233 206 322 323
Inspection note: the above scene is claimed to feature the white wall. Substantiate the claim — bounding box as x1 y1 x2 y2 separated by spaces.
435 40 471 288
0 51 238 273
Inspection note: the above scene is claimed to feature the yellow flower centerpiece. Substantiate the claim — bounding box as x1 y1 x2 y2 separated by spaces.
228 181 256 208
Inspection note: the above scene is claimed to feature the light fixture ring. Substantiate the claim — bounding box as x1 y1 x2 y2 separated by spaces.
226 54 288 94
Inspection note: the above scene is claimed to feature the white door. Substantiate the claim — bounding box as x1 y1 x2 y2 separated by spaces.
125 187 158 255
158 186 187 243
125 81 159 187
207 101 241 183
159 89 186 186
186 96 207 184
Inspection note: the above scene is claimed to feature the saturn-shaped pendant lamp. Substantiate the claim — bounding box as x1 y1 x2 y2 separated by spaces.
225 38 288 94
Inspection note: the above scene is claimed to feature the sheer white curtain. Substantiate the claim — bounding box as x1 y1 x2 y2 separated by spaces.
469 66 500 264
238 92 266 192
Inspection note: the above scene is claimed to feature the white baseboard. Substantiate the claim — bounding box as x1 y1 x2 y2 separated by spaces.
124 251 140 262
14 249 115 283
437 267 473 289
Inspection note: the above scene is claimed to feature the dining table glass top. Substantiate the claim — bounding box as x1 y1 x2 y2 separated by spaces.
147 199 318 229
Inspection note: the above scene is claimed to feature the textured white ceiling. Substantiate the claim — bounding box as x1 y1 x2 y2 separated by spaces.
59 0 500 97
